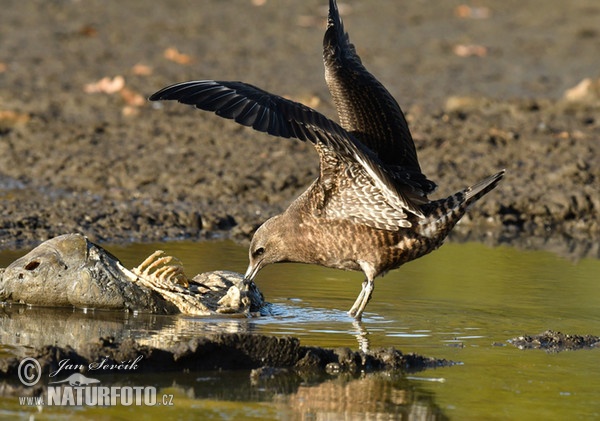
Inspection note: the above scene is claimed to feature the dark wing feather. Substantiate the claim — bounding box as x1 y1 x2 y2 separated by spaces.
324 0 436 197
150 80 425 218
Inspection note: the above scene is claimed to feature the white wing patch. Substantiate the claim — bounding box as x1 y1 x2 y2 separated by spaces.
325 165 412 230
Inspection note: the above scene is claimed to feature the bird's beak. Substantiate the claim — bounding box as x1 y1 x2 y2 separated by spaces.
244 261 260 282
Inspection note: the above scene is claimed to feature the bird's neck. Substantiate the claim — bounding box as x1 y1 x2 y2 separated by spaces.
273 210 323 265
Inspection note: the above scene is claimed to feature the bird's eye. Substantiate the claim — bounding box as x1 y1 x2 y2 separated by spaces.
253 247 265 257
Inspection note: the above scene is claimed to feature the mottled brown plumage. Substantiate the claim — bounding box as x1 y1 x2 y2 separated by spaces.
150 0 504 319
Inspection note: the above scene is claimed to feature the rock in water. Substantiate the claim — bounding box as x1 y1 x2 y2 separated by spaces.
0 234 266 315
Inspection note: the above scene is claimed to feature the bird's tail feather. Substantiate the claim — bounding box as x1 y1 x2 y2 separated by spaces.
464 170 505 204
418 170 505 239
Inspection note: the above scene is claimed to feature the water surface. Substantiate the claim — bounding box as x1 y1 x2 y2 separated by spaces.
1 239 599 420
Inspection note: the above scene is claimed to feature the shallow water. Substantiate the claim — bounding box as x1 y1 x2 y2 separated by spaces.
1 239 599 420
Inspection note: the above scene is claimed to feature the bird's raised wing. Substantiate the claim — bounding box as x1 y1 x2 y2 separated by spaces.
150 80 425 218
324 0 435 199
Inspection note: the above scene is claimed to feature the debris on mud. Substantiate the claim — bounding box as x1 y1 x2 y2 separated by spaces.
509 330 600 352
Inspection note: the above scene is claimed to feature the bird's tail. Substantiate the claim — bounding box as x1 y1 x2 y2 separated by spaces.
417 170 505 239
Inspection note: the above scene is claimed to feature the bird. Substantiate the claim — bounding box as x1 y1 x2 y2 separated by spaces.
149 0 505 319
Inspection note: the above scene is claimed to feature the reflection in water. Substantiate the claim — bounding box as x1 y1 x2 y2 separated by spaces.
353 320 371 353
152 370 448 420
0 303 378 353
1 369 449 420
450 229 600 261
281 373 447 420
0 305 258 354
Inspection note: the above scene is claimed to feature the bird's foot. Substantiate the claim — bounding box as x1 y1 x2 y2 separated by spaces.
348 279 374 320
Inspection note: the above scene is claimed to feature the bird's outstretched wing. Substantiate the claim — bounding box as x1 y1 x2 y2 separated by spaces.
150 80 425 218
323 0 435 197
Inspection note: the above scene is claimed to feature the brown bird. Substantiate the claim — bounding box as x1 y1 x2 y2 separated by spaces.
150 0 504 319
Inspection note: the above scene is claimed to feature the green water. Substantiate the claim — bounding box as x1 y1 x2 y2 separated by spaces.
1 239 599 420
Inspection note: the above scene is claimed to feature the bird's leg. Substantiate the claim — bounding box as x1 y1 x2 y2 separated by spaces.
348 279 367 317
348 278 375 320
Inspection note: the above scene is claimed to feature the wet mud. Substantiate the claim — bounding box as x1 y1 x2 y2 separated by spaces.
0 334 455 390
0 0 598 254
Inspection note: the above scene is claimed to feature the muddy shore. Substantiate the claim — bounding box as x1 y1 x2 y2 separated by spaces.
0 0 598 254
0 334 454 379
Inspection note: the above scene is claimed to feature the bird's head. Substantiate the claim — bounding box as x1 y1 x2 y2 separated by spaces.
244 215 291 281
